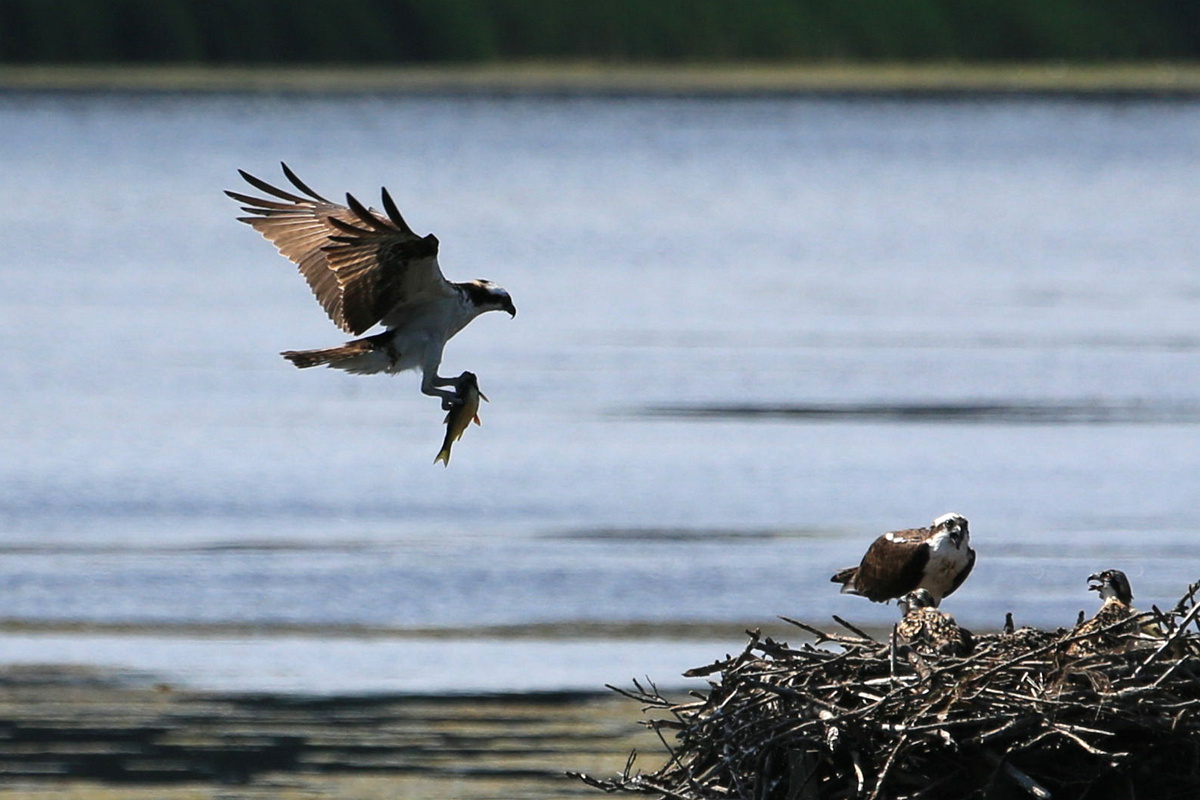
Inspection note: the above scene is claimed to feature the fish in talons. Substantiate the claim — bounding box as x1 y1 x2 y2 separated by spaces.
435 372 487 466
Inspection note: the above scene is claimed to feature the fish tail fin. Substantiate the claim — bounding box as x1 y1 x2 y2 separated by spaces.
434 448 451 467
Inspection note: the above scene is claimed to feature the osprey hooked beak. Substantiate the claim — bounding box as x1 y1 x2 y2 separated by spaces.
932 512 968 548
899 588 936 615
1088 570 1133 603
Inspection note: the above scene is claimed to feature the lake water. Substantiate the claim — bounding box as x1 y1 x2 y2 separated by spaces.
1 90 1199 694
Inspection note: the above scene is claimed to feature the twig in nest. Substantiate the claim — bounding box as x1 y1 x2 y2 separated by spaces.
999 759 1052 799
831 615 877 642
779 615 835 643
1133 600 1200 679
866 733 907 800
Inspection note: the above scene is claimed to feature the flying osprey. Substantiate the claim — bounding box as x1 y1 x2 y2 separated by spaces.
896 588 974 657
226 164 516 409
830 512 975 606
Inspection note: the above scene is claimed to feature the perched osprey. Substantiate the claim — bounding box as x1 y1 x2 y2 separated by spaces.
830 512 975 606
896 589 974 657
226 164 516 409
1067 569 1141 655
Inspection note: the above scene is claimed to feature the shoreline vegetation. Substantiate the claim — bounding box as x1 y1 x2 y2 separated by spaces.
3 2 1199 66
3 63 1200 96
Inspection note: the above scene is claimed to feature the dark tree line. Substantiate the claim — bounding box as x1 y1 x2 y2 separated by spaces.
1 0 1199 64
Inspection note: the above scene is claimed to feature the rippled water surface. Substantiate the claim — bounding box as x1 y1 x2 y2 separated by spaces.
1 91 1198 692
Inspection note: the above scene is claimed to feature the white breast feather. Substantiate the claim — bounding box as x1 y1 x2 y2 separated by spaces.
922 530 971 598
385 293 478 374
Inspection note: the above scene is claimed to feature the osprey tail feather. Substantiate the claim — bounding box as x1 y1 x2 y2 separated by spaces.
281 331 399 373
830 567 861 595
281 342 374 368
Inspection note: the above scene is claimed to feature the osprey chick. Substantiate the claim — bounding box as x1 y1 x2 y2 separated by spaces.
1067 569 1144 655
896 588 974 657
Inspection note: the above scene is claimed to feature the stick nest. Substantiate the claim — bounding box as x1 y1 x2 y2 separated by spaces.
575 583 1200 800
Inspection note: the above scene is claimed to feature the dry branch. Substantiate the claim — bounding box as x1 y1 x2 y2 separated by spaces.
575 582 1200 800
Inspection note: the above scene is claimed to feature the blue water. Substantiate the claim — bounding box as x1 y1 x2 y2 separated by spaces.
1 91 1199 693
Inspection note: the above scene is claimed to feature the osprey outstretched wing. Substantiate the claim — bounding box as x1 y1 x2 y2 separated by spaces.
226 163 453 336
